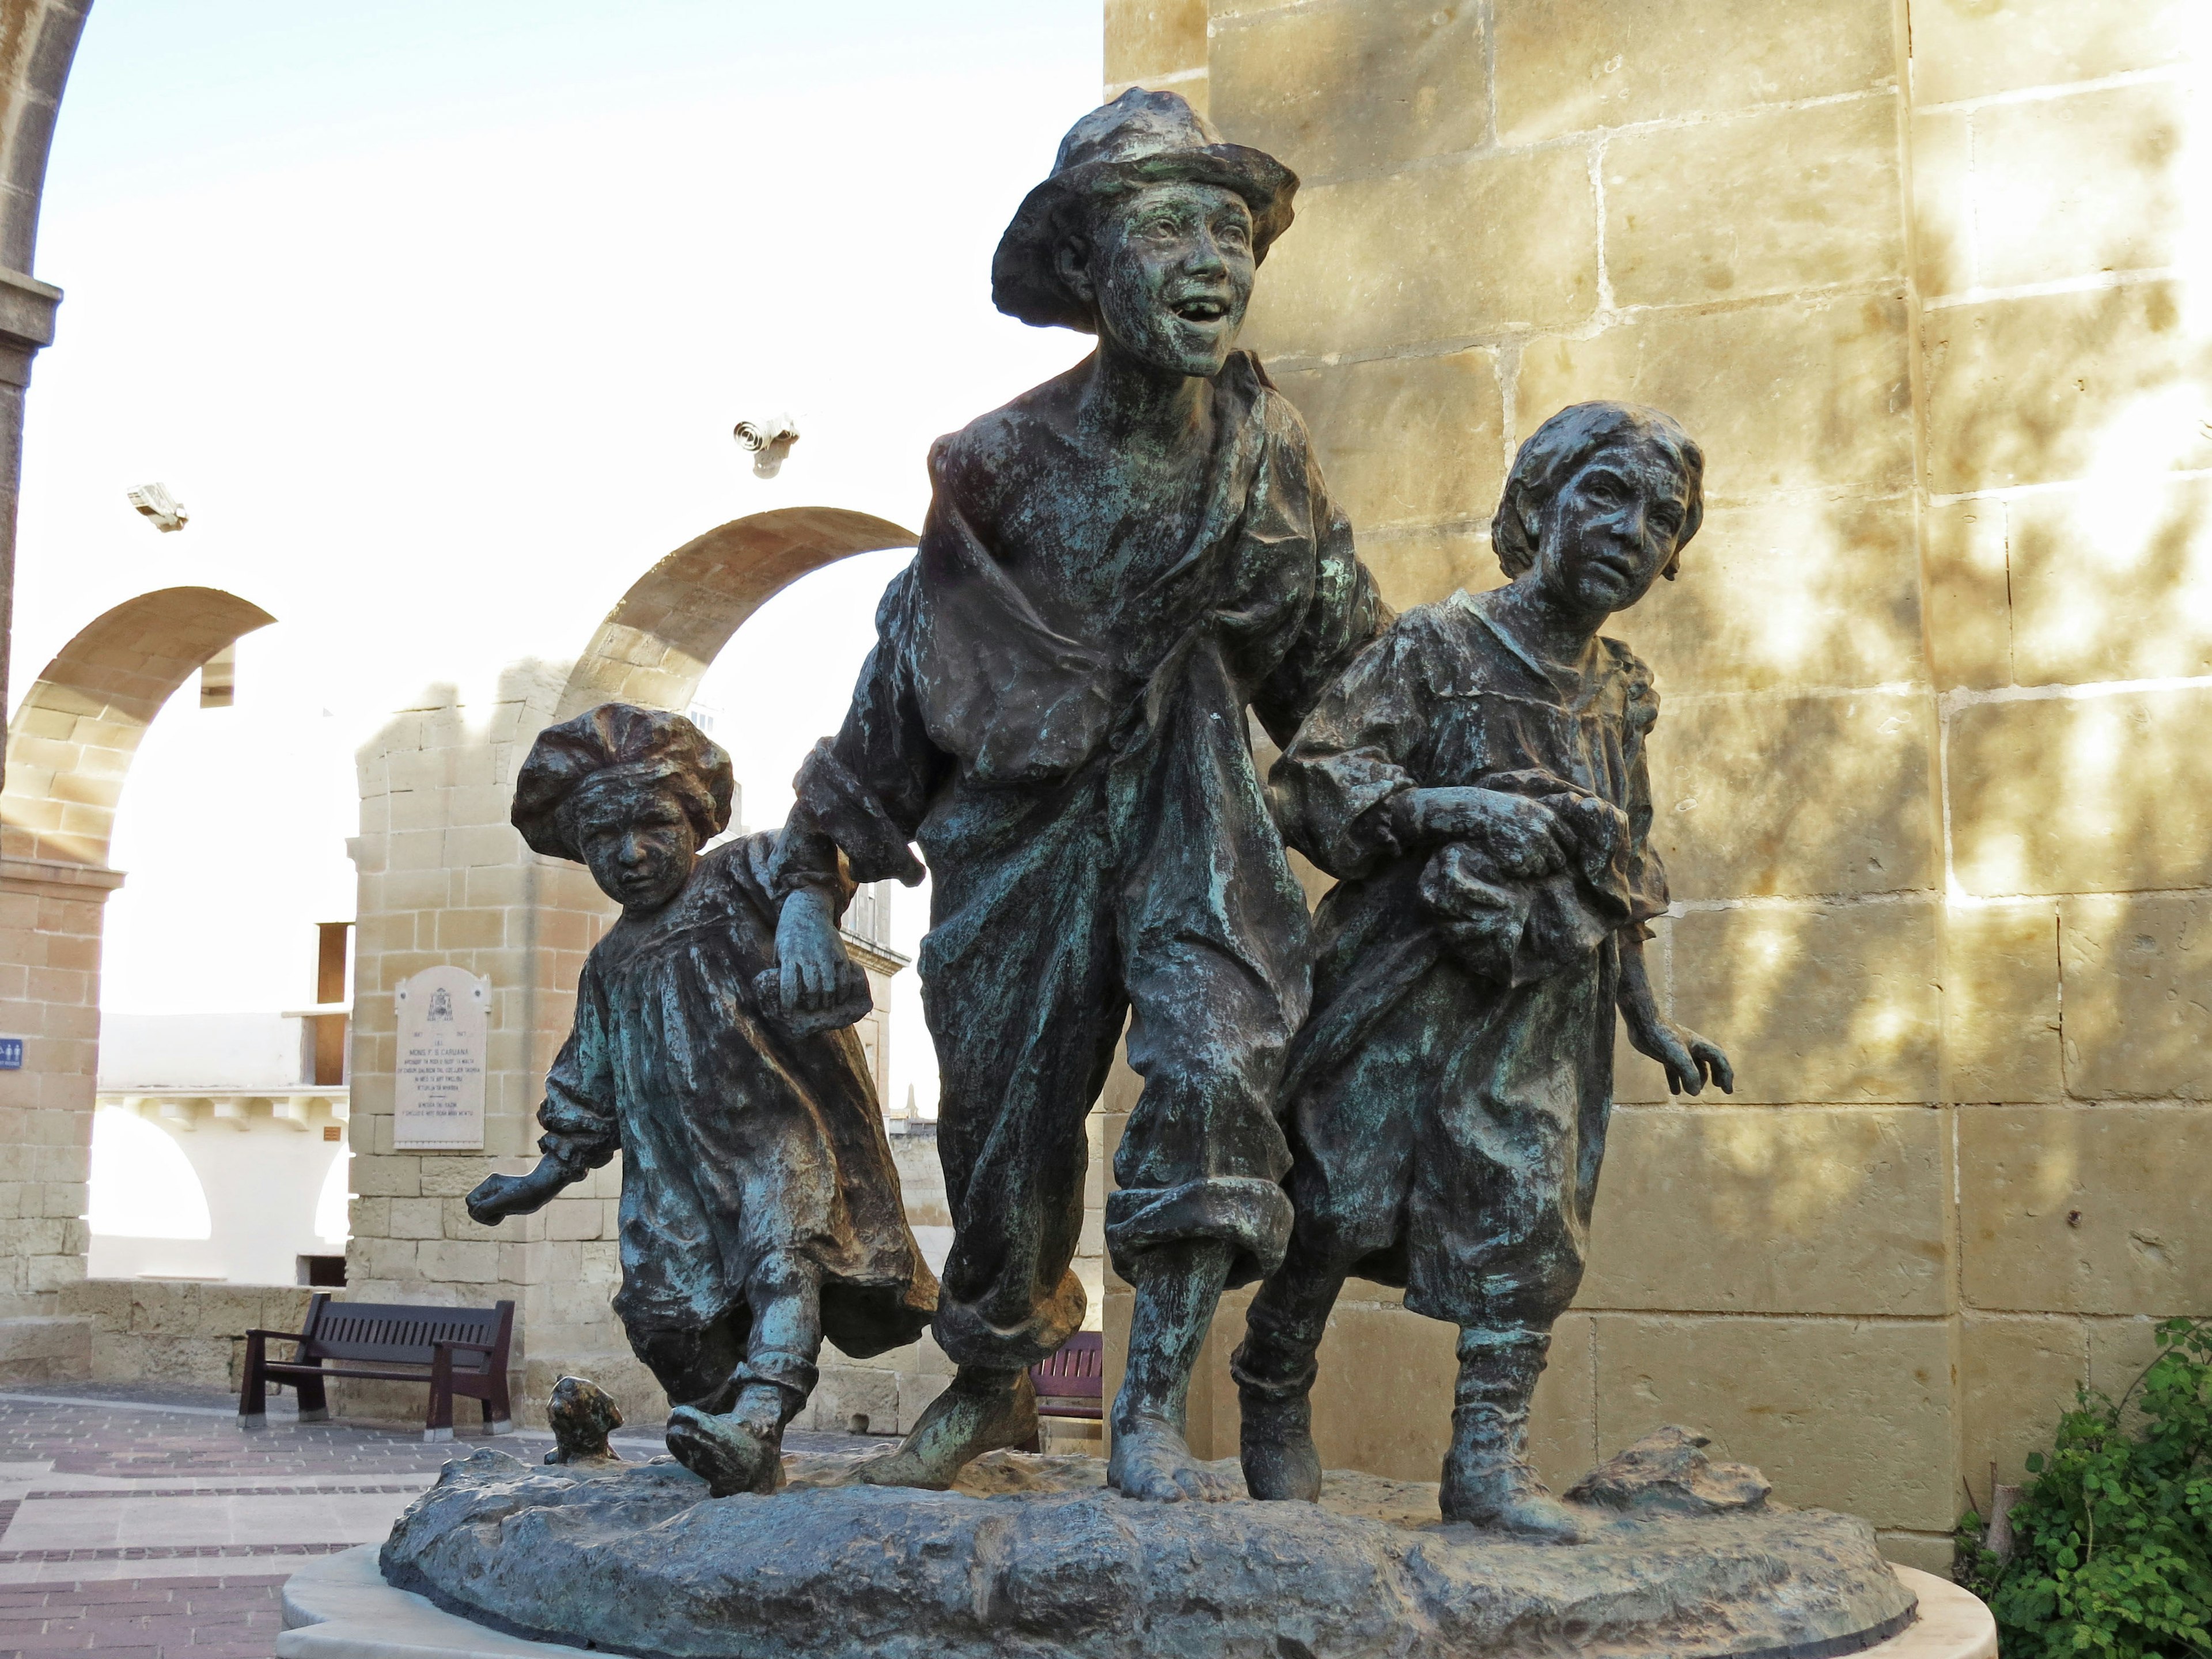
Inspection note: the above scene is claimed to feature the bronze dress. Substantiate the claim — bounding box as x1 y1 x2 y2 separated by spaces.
1268 588 1666 1326
536 832 935 1395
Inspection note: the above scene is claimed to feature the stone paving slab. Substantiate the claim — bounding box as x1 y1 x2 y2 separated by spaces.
0 1387 877 1646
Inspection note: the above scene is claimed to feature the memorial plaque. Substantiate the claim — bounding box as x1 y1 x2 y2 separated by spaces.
394 965 490 1150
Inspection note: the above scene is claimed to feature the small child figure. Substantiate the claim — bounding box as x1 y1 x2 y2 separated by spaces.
466 704 937 1497
1234 403 1733 1542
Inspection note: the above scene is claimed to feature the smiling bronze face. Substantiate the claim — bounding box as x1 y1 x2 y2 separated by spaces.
1536 443 1694 617
1075 181 1256 379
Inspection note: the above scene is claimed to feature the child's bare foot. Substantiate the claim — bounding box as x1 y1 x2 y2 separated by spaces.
666 1406 781 1498
1109 1414 1240 1502
851 1368 1036 1491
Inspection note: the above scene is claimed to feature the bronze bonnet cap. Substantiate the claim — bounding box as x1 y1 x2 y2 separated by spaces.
991 88 1298 333
512 703 734 865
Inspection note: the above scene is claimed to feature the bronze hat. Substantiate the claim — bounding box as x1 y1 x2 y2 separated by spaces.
991 88 1298 333
512 703 734 863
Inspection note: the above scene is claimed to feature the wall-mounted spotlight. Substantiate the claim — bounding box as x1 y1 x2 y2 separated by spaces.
733 414 800 479
127 483 188 532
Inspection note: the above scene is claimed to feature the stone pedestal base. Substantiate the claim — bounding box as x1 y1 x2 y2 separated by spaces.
283 1448 1998 1659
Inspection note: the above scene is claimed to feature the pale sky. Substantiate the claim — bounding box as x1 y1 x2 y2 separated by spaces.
20 1 1104 1122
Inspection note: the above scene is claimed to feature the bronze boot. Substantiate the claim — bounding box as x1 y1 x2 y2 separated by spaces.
1439 1324 1583 1544
1236 1383 1321 1502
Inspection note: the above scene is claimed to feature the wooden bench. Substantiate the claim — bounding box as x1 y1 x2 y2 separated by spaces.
1022 1330 1103 1449
237 1294 515 1442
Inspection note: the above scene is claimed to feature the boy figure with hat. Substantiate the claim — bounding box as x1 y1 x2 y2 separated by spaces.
467 703 937 1498
776 89 1387 1501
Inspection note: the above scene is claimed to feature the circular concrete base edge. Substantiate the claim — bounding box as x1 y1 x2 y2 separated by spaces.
274 1544 1997 1659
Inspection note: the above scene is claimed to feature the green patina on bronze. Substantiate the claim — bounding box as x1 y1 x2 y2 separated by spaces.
467 703 935 1498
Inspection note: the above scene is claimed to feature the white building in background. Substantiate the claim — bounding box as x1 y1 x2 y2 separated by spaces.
28 4 1092 1299
88 933 353 1287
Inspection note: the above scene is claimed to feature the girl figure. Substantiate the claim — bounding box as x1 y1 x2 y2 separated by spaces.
466 704 936 1498
1233 403 1733 1541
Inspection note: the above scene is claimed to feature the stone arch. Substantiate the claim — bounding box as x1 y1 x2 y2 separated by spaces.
3 586 276 868
0 584 274 1327
342 507 918 1423
0 0 88 274
555 506 916 720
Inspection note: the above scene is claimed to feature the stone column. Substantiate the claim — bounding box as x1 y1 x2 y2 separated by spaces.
0 853 115 1380
0 266 58 779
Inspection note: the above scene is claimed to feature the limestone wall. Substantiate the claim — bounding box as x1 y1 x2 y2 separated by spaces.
1102 0 2210 1571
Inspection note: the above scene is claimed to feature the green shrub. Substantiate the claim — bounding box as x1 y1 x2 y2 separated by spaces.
1955 1317 2211 1657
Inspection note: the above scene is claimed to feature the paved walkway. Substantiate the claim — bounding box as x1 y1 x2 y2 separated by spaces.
0 1384 868 1656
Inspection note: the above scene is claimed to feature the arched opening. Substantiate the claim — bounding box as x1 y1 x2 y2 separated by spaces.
3 585 275 868
0 585 274 1320
555 506 918 719
342 506 946 1424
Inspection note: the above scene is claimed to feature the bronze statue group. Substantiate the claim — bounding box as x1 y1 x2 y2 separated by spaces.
467 88 1733 1544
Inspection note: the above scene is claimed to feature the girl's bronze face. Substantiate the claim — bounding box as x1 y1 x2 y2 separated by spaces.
1536 444 1692 617
573 786 699 912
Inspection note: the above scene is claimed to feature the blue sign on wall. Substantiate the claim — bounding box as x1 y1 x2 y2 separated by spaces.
0 1038 21 1070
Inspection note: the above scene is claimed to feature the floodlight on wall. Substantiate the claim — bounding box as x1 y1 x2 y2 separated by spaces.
732 414 800 478
126 483 188 532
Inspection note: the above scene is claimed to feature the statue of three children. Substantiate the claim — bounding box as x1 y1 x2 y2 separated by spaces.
466 88 1734 1544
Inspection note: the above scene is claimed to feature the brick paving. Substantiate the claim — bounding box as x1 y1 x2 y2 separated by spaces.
0 1383 873 1657
0 1577 289 1659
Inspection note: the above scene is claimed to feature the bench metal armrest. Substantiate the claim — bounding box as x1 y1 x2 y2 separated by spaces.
432 1339 501 1354
242 1328 312 1342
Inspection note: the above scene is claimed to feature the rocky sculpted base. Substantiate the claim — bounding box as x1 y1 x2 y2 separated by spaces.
375 1442 1922 1659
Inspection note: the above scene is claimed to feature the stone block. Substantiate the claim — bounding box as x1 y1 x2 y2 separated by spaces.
1270 349 1505 534
1877 1532 1957 1575
388 1197 444 1241
1648 691 1934 899
1493 0 1895 142
1303 1294 1456 1482
808 1365 902 1436
1515 293 1914 499
1610 495 1923 695
900 1369 952 1429
2006 478 2212 685
2060 893 2212 1100
1942 901 2062 1103
1244 147 1598 360
351 1154 421 1198
1911 109 1982 303
1908 0 2196 106
1671 902 1941 1104
545 1196 605 1241
1210 0 1486 180
1357 525 1497 613
1960 1314 2088 1490
351 1237 419 1282
421 1154 501 1197
1949 690 2212 897
0 1315 90 1376
2085 1314 2184 1414
1604 96 1902 308
1923 282 2212 496
1959 1104 2212 1315
1582 1106 1950 1316
1969 82 2187 291
1921 498 2013 688
1107 0 1209 82
1591 1313 1953 1530
1528 1309 1598 1494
